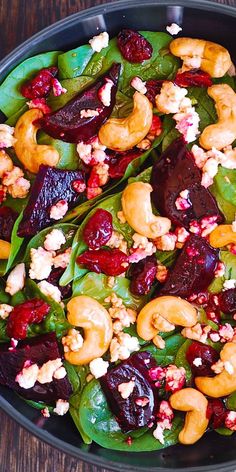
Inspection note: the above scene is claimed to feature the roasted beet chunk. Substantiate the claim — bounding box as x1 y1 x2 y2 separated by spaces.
100 352 156 432
150 138 223 228
0 332 72 403
83 209 113 249
117 29 153 63
7 298 51 340
0 206 18 242
207 399 227 429
186 341 219 377
174 69 213 88
40 64 121 143
17 165 85 237
129 255 157 296
159 235 219 298
218 289 236 315
77 248 129 276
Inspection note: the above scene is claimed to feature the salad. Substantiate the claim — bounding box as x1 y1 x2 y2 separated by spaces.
0 25 236 452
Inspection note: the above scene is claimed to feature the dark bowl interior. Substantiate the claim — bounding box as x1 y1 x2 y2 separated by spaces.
1 1 236 470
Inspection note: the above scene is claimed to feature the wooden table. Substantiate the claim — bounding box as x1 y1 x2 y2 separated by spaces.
0 0 235 470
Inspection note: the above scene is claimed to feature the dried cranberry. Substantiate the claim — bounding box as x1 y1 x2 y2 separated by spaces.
107 149 142 179
83 209 113 250
0 206 18 242
149 115 162 136
186 341 219 377
47 268 72 299
21 66 58 99
145 79 164 105
174 69 213 88
117 29 153 63
218 289 236 315
159 235 219 298
151 137 223 229
129 255 157 296
207 399 227 429
77 248 129 276
7 298 51 340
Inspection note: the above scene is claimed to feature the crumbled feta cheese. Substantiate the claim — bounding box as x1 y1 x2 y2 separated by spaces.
89 136 106 151
27 98 51 114
223 279 236 290
110 333 139 362
29 247 54 280
89 31 109 52
98 79 113 107
89 358 109 379
209 332 220 343
225 411 236 430
0 124 16 149
62 328 84 353
0 150 13 178
44 229 66 251
37 358 62 384
2 166 23 186
191 144 208 169
192 357 202 367
156 81 190 114
175 189 192 210
221 145 236 169
0 303 13 320
51 78 67 96
37 280 61 303
53 366 67 380
175 226 190 246
218 323 234 342
76 141 92 164
155 233 177 251
80 109 100 118
107 230 128 254
214 261 226 278
53 399 70 416
5 263 26 295
15 362 39 389
181 55 202 71
153 423 165 444
41 407 50 418
118 379 135 399
53 247 72 269
166 23 182 35
201 158 219 188
50 200 68 220
130 76 147 94
174 107 200 143
7 176 30 199
165 365 186 392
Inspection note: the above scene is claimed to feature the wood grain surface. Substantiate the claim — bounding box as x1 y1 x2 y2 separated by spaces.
0 0 236 471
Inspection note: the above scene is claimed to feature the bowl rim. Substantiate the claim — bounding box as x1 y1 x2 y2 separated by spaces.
1 0 236 470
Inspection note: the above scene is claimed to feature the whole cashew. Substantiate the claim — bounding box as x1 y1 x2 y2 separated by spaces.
98 92 153 151
121 182 171 239
209 224 236 248
0 240 11 259
199 84 236 150
170 38 231 78
195 342 236 397
14 109 60 173
137 296 197 343
170 388 209 445
65 295 113 365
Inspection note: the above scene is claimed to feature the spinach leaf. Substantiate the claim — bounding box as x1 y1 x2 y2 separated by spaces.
208 251 236 293
0 51 61 117
214 166 236 207
47 76 93 111
37 132 79 170
21 398 55 413
0 279 10 304
6 104 28 126
188 87 217 132
79 379 183 450
210 181 236 224
58 45 94 79
226 391 236 411
0 320 10 342
142 334 186 367
0 211 25 276
215 427 234 436
175 340 192 384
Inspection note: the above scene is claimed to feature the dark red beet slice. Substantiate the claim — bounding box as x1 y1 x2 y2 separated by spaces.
159 235 219 298
100 351 156 432
207 399 227 429
17 165 85 237
117 30 153 63
129 255 157 296
7 298 51 340
77 248 129 276
47 268 72 299
0 332 72 403
218 289 236 315
0 206 18 242
186 341 219 377
83 209 113 249
107 149 143 179
150 137 223 228
174 69 213 88
40 64 121 143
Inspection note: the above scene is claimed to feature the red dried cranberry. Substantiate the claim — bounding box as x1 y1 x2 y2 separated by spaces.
21 66 58 99
149 115 162 136
0 206 18 242
117 29 153 63
107 149 142 179
7 299 51 340
186 341 219 377
207 399 227 429
83 209 113 250
129 255 157 296
47 268 72 299
174 69 213 88
218 289 236 315
77 248 129 276
145 79 164 105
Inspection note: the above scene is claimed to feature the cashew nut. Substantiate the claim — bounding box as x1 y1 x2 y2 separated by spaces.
195 342 236 397
170 38 231 78
0 240 11 259
137 296 197 343
14 109 59 173
65 295 113 365
199 84 236 150
170 388 209 444
121 182 171 239
209 224 236 248
98 92 153 151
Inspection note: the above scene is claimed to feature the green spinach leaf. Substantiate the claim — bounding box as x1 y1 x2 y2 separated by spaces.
142 334 186 366
58 45 94 79
208 251 236 293
175 339 192 384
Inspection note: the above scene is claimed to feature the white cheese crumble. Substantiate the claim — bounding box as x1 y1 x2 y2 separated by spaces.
130 76 147 95
37 358 63 384
0 304 13 320
89 32 109 52
5 263 26 296
44 229 66 251
0 124 16 149
110 333 140 363
118 379 135 399
53 248 72 269
166 23 182 35
80 109 100 118
53 399 70 416
29 247 54 280
156 81 190 114
223 279 236 290
37 280 62 303
62 328 84 353
98 79 113 107
192 357 202 367
50 200 68 220
16 363 39 389
89 358 109 379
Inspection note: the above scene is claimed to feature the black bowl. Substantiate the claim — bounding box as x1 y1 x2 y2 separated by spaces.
1 1 236 470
